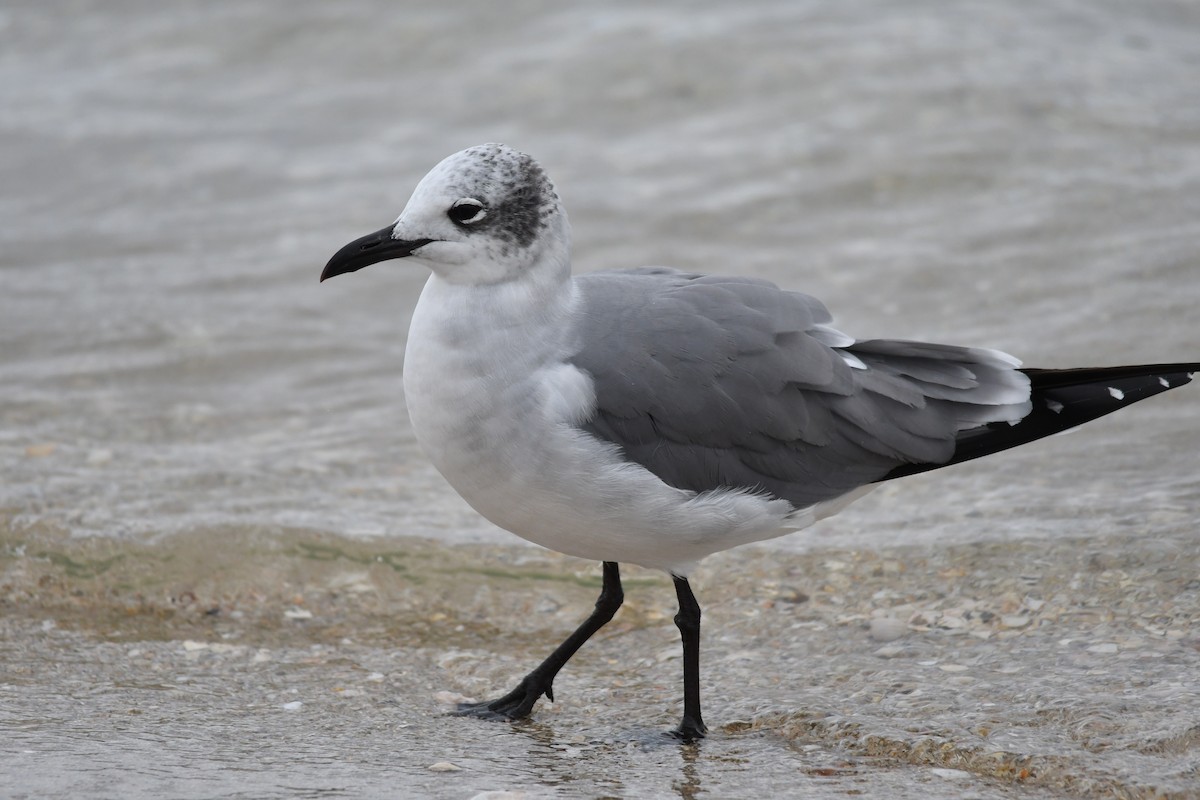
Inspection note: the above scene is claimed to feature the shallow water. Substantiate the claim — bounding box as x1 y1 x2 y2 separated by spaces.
3 0 1200 797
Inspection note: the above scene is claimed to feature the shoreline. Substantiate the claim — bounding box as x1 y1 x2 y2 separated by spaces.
4 519 1196 797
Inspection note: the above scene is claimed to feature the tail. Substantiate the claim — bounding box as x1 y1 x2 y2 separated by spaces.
881 363 1200 482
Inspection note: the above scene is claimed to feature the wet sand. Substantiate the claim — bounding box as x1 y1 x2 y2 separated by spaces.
4 518 1197 798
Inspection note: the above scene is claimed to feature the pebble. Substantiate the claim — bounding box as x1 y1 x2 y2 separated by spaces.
327 572 375 594
428 761 462 772
869 617 907 642
929 768 972 780
535 596 561 613
1087 642 1119 654
281 701 303 711
434 690 472 705
284 608 313 620
1000 615 1030 629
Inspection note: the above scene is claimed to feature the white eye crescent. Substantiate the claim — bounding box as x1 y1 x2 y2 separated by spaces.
448 198 487 225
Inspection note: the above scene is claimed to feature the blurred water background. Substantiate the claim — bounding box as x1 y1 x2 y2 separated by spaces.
3 2 1199 797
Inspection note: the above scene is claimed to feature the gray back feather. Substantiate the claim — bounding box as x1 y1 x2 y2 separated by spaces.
569 268 1031 509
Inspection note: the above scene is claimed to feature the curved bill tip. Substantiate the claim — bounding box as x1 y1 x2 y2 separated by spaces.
320 227 435 282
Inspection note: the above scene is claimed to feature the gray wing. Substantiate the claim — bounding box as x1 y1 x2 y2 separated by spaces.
569 268 1031 508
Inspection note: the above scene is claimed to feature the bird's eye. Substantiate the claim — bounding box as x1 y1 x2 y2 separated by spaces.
448 198 487 225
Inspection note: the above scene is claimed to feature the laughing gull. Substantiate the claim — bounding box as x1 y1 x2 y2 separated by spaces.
322 143 1199 741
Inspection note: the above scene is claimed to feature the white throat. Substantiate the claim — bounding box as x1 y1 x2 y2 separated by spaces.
402 253 580 471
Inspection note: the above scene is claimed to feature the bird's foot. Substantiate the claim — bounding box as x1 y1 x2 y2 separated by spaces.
453 675 551 721
668 715 707 743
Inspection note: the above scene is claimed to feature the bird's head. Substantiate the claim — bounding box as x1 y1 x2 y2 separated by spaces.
322 144 570 287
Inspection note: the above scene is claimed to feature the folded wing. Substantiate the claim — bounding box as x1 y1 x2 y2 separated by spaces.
570 268 1034 509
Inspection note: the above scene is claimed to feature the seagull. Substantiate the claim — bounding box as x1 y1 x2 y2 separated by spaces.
321 143 1198 741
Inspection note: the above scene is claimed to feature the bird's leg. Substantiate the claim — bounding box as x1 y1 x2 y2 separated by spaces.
455 561 623 721
669 574 707 741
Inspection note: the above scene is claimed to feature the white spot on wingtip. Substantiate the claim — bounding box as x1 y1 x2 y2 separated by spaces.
1107 386 1125 401
1159 377 1170 388
1046 399 1064 414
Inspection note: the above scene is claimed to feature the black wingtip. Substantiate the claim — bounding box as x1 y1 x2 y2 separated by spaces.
880 363 1200 482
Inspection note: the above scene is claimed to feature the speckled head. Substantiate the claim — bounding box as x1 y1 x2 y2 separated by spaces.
430 144 561 250
321 144 570 287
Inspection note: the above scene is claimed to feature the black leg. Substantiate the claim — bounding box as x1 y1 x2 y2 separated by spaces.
670 574 707 741
456 561 623 721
